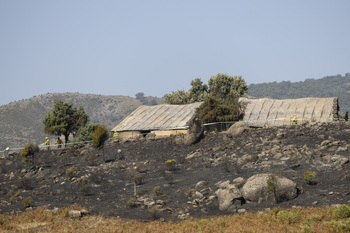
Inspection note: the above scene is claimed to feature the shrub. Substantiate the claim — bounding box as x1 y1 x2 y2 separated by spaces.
20 143 39 163
92 125 109 148
276 210 300 223
267 174 277 193
148 207 159 220
126 197 138 208
21 196 33 208
79 184 92 196
329 220 350 232
65 167 75 178
75 123 100 142
303 172 317 185
309 214 322 222
153 186 162 197
9 190 21 203
127 171 143 185
165 159 177 171
333 205 350 219
84 154 98 166
16 178 32 190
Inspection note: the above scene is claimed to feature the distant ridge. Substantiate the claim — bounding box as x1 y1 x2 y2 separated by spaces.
248 73 350 113
0 93 162 150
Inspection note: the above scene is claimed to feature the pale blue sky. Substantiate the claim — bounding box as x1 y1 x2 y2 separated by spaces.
1 0 349 106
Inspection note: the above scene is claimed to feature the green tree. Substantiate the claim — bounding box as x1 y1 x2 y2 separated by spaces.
43 100 89 143
135 92 149 105
164 73 248 123
196 93 242 123
164 89 191 104
189 78 208 102
208 73 247 100
75 123 101 142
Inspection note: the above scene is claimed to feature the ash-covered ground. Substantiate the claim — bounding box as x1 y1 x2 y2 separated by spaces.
0 122 349 221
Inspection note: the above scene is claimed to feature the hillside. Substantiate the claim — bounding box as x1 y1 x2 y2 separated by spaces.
0 93 162 150
248 73 350 113
0 122 349 223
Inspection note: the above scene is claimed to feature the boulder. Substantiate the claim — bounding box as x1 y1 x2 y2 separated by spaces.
226 121 247 136
184 118 204 146
241 174 297 204
215 185 243 211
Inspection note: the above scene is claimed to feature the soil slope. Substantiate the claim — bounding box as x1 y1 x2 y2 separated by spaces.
0 122 349 221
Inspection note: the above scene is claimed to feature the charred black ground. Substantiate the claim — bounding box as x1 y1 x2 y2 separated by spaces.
0 122 349 221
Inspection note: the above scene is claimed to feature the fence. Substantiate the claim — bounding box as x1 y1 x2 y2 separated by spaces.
1 118 308 154
0 140 92 156
245 117 307 127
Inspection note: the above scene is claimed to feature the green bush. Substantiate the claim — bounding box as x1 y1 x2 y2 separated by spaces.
329 220 350 231
165 159 177 171
75 123 100 142
92 125 109 148
276 210 300 223
153 186 162 196
267 174 277 192
303 172 317 185
20 143 39 163
126 197 138 208
148 206 159 220
65 167 75 177
21 196 33 208
333 205 350 219
79 184 92 196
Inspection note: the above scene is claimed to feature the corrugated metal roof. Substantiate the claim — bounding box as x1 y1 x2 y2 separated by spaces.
112 102 203 132
240 97 338 127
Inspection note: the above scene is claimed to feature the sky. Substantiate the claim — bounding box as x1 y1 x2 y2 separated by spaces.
1 0 349 106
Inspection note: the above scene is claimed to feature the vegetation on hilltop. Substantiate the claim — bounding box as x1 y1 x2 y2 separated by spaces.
248 73 350 113
164 73 248 123
0 93 162 150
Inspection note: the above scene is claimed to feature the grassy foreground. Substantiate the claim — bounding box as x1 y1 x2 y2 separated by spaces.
0 205 349 232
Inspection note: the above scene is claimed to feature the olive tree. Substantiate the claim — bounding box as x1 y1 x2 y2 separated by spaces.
163 73 248 123
43 100 89 143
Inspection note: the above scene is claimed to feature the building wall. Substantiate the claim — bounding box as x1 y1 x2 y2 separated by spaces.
151 129 188 138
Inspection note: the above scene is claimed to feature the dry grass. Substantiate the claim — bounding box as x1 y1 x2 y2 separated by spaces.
0 205 349 232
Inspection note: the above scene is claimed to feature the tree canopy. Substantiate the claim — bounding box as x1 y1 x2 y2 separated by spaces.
164 73 248 123
43 100 89 143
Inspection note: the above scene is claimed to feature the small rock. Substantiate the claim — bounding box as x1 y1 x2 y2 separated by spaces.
186 151 202 160
201 208 208 213
329 192 334 195
194 191 204 199
237 209 247 214
69 210 81 218
312 201 318 205
195 181 208 188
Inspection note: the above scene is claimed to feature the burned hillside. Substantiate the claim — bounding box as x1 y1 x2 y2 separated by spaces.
0 122 349 221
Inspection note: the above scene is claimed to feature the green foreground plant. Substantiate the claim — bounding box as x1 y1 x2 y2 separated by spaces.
0 205 349 232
